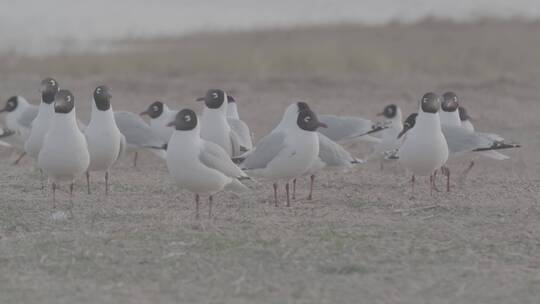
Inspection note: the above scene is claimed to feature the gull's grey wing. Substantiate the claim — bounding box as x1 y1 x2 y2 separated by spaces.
17 106 38 128
241 131 286 170
318 114 376 142
317 133 357 167
228 118 253 150
114 111 165 149
442 125 493 154
477 132 504 142
200 140 247 178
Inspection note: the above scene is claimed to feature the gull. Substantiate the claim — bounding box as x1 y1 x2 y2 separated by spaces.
140 100 177 142
436 92 520 190
398 111 520 192
226 95 253 150
197 89 246 157
84 86 125 194
38 90 89 207
397 92 449 195
166 108 249 218
240 102 326 206
0 96 38 164
113 111 167 166
293 132 363 200
25 78 59 161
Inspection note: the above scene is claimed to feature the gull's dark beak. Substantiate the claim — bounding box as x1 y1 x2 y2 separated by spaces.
139 110 149 117
0 108 6 113
318 122 328 128
376 112 384 116
196 97 205 102
166 120 176 127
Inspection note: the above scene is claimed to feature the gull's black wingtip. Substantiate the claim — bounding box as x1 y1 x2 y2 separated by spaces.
473 142 522 152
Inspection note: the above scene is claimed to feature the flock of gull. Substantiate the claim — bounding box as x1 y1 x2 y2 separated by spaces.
0 78 521 218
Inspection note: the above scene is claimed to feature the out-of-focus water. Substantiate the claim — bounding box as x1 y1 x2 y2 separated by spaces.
1 0 539 55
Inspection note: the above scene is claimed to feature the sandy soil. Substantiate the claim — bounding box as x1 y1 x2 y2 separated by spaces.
0 20 539 304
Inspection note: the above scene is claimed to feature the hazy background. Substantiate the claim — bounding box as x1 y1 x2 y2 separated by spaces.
1 0 540 55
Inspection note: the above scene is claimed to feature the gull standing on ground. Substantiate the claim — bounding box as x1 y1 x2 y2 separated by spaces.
140 100 177 142
38 90 90 207
114 111 167 166
437 92 520 190
84 86 125 194
397 92 448 195
226 95 253 150
0 96 38 164
25 78 59 161
197 89 245 157
166 109 249 218
240 102 326 206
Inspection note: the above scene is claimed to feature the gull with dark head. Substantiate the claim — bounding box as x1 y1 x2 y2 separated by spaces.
197 89 246 157
240 102 326 206
397 92 449 195
38 90 89 207
166 108 249 218
84 85 125 195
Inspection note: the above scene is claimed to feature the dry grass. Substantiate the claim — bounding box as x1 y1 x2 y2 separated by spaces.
0 20 539 303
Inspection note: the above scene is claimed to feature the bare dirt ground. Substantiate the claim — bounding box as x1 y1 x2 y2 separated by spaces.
0 20 539 303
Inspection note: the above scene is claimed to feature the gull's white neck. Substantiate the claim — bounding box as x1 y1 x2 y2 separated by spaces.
440 110 461 127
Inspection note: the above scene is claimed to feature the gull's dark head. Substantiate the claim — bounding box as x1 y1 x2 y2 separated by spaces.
296 108 327 131
420 92 440 114
93 85 112 111
140 101 164 119
54 90 75 114
441 92 459 112
167 108 198 131
197 89 226 109
40 77 59 104
378 104 398 119
1 96 19 113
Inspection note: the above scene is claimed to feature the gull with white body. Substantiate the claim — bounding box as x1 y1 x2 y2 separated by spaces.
397 92 449 195
84 86 125 194
240 102 326 206
166 109 249 218
38 90 90 206
197 89 246 157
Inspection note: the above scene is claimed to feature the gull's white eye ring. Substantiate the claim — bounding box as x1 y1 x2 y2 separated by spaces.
303 116 311 123
153 105 159 112
423 98 429 103
66 95 72 103
96 88 101 94
50 80 56 86
185 115 191 122
212 92 218 99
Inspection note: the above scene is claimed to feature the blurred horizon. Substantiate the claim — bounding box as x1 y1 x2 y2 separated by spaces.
1 0 540 56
